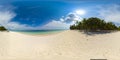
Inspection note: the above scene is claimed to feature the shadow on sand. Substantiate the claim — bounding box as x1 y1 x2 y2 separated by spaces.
79 30 117 36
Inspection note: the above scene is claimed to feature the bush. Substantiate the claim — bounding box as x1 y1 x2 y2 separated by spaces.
0 26 7 31
70 17 119 31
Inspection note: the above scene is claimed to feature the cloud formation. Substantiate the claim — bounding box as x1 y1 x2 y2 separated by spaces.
99 4 120 24
39 20 70 30
0 9 70 30
0 6 71 30
0 5 87 30
0 7 34 30
60 12 83 23
41 11 84 30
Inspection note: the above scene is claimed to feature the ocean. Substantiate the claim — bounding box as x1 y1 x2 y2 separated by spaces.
11 30 66 35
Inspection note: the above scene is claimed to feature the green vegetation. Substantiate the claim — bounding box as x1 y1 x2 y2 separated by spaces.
70 17 120 32
0 26 7 31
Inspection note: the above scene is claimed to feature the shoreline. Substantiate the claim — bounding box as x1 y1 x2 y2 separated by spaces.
10 30 66 36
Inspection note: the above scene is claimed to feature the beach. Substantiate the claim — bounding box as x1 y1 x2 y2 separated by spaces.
0 30 120 60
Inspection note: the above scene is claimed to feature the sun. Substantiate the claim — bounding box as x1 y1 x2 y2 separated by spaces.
75 9 86 15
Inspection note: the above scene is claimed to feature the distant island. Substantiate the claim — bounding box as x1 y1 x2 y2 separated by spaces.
70 17 120 32
0 26 7 31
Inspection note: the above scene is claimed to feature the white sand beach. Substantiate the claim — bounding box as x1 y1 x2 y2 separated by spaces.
0 30 120 60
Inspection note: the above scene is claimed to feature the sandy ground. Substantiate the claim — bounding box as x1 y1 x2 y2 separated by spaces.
0 30 120 60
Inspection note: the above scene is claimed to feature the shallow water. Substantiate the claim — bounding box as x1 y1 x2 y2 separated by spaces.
11 30 66 35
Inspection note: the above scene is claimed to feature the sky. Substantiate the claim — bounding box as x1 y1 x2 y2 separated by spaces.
0 0 120 30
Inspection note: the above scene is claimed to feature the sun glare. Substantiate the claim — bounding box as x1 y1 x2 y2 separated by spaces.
75 9 86 15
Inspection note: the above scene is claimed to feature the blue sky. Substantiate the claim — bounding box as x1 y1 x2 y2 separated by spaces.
0 0 120 30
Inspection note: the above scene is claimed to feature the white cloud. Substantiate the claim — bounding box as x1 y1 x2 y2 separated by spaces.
99 4 120 23
0 6 70 30
0 5 84 30
39 20 70 30
0 6 35 30
0 9 70 30
60 12 83 25
38 10 85 30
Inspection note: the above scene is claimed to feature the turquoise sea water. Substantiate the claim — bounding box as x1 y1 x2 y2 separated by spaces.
11 30 66 35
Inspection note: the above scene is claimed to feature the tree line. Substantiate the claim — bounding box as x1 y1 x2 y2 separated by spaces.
70 17 120 32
